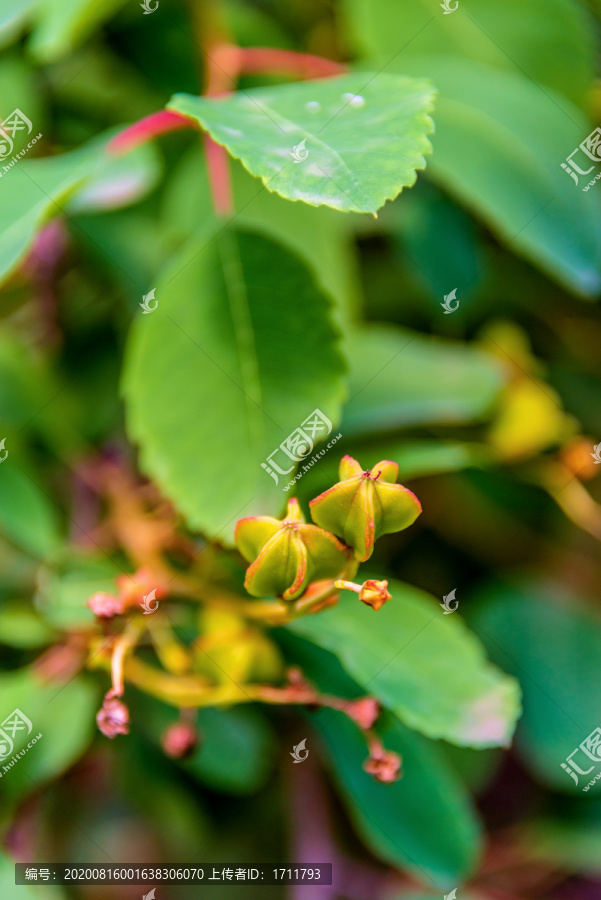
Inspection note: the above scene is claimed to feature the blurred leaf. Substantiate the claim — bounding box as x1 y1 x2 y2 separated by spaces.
367 441 489 481
36 557 121 629
470 582 601 793
0 135 161 286
344 0 595 107
318 710 481 887
398 58 601 297
519 818 601 876
0 461 61 558
168 73 435 214
0 668 98 812
0 850 67 899
27 0 129 63
183 706 276 795
388 186 484 308
342 325 506 436
289 585 521 747
123 224 346 543
0 0 36 49
0 603 56 648
66 142 162 213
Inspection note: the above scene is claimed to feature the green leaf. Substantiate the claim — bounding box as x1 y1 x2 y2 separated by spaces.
289 583 521 747
470 582 601 793
122 224 346 543
168 73 435 215
0 668 98 813
183 706 275 795
0 136 161 287
342 325 506 436
27 0 129 63
0 461 61 558
0 603 56 649
343 0 595 108
36 557 122 630
317 710 481 887
377 57 601 297
0 850 67 900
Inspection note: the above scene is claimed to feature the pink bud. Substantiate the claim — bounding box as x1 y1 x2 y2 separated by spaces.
363 749 402 784
161 721 199 759
346 697 380 730
96 695 129 738
88 592 124 619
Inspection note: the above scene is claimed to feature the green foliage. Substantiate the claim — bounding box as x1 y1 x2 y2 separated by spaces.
169 73 435 214
0 0 600 893
122 225 346 542
290 585 521 747
318 710 481 887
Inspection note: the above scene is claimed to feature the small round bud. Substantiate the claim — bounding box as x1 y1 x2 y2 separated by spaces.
96 695 129 738
359 580 392 611
363 749 402 784
88 592 124 619
162 720 199 759
346 697 380 730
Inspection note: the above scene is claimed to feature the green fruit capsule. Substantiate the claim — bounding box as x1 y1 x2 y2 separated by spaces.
309 456 421 561
235 498 350 601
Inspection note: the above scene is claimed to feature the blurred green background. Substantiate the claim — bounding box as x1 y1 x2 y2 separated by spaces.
1 0 601 898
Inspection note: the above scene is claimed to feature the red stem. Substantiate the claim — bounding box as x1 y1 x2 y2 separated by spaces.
107 110 195 156
239 47 347 79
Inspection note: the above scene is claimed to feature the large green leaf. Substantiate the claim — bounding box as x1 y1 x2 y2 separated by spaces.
470 582 601 793
168 73 435 215
318 711 480 887
367 56 601 297
343 0 595 108
342 325 506 436
123 224 346 542
289 583 521 747
161 148 361 331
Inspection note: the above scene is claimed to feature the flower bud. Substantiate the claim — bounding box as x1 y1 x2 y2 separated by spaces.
96 694 129 738
310 456 421 561
235 499 349 601
335 578 392 611
363 749 402 783
88 592 124 619
162 720 199 759
346 697 380 730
